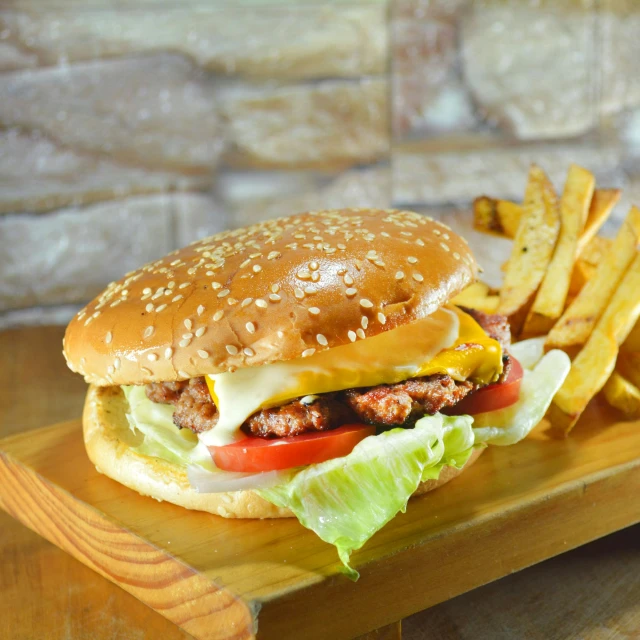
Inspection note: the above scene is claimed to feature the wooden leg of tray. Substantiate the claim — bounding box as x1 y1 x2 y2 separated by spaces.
355 620 402 640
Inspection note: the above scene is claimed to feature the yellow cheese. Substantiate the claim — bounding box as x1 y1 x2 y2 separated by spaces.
200 307 502 445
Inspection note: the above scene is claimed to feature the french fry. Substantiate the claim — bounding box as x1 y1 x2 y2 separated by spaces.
579 235 613 267
621 318 640 353
452 282 500 314
545 206 640 352
498 165 560 335
576 188 620 256
523 165 594 336
603 370 640 418
473 197 522 238
549 252 640 435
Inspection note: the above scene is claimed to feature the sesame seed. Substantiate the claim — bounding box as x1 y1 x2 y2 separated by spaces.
294 288 305 299
337 244 346 250
309 261 319 271
302 348 316 358
271 284 280 293
178 370 189 378
148 353 158 362
182 332 194 340
401 231 413 237
213 310 224 322
107 365 114 375
228 298 238 306
105 331 113 344
168 281 176 289
217 289 230 298
142 288 151 295
407 256 418 264
211 282 222 289
381 232 390 238
348 330 357 342
316 334 328 346
179 339 191 348
241 297 253 307
267 251 281 260
145 303 154 313
297 270 312 280
269 293 281 302
311 271 320 282
243 347 255 357
440 242 450 252
114 357 121 370
453 252 461 260
304 286 316 295
179 282 190 289
443 233 450 240
277 331 284 338
345 288 357 297
197 305 205 316
246 322 256 334
413 273 424 282
165 348 173 359
308 307 320 315
197 350 209 359
378 312 387 324
172 295 183 303
240 259 251 268
195 327 206 337
356 328 366 339
184 319 192 330
226 345 239 355
416 238 425 246
395 271 405 280
360 298 374 308
361 316 369 329
433 229 441 236
253 265 262 273
255 299 267 309
143 326 154 338
157 304 168 312
141 367 152 376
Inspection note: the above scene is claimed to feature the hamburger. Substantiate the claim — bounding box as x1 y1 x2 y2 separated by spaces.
63 208 569 578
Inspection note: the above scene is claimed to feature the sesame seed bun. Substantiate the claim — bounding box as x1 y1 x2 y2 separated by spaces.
83 384 484 519
64 208 476 386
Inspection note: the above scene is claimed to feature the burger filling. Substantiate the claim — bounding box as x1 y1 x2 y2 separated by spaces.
144 307 511 438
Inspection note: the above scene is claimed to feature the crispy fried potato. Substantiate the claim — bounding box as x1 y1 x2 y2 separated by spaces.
523 165 594 337
577 188 620 256
568 259 596 296
603 370 640 418
549 252 640 435
580 235 613 267
545 206 640 352
452 282 499 313
622 319 640 353
473 197 522 238
616 350 640 390
498 165 560 335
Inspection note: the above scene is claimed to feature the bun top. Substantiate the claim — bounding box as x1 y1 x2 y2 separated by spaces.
64 208 477 386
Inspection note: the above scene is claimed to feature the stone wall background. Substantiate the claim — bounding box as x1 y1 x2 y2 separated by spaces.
1 0 638 328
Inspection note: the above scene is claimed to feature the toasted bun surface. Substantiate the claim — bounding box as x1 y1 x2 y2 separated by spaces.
65 209 476 386
83 384 484 519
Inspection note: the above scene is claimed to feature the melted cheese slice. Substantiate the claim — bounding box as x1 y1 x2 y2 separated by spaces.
200 307 502 445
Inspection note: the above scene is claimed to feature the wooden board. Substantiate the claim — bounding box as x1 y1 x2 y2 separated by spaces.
0 399 639 640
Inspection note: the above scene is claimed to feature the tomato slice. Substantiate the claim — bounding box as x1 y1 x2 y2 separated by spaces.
209 423 376 472
447 355 524 416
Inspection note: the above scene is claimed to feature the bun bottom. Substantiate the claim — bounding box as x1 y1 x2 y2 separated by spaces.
83 385 484 519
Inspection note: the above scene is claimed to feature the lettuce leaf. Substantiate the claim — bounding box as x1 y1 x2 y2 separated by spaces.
123 385 214 470
258 413 477 579
472 349 570 446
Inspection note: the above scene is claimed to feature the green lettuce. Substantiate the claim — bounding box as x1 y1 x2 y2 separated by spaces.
259 413 477 579
258 348 570 579
123 385 214 470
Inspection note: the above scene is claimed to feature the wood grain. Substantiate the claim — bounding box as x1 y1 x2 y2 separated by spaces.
1 395 639 640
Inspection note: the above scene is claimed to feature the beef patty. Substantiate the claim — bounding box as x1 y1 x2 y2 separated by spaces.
145 308 511 438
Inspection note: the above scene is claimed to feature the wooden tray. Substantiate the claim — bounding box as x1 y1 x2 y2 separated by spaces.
1 399 639 640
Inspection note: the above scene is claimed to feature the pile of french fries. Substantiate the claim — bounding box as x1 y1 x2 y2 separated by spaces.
457 163 640 436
